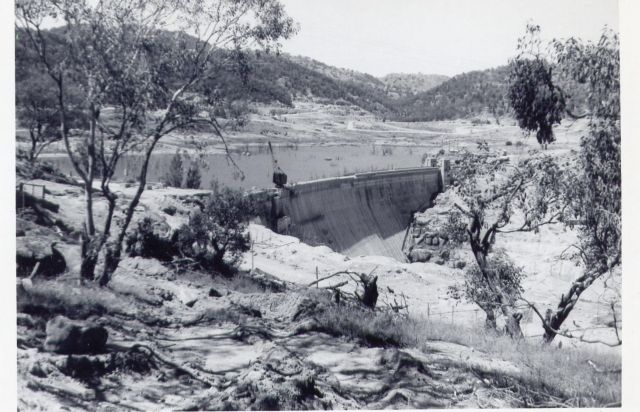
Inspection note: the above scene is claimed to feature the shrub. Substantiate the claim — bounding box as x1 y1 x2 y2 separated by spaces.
125 217 178 261
184 163 202 189
162 150 183 188
448 250 525 330
162 205 177 216
505 140 513 146
176 186 256 273
471 118 490 126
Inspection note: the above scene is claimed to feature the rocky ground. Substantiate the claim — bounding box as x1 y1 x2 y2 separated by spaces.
18 262 532 410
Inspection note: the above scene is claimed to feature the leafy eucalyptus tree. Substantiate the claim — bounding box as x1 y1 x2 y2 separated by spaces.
507 25 620 344
16 0 297 284
445 143 574 337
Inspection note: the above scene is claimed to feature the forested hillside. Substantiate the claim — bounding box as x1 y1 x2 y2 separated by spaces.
207 51 397 115
16 26 585 124
15 27 397 119
380 73 449 98
391 66 511 122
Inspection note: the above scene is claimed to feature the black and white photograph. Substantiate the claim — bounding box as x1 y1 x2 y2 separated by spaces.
6 0 638 410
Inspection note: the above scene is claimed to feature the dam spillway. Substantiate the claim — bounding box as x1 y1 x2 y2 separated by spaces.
259 166 446 261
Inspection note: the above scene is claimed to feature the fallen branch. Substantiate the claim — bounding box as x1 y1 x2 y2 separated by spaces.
115 343 214 387
320 281 348 290
308 270 362 287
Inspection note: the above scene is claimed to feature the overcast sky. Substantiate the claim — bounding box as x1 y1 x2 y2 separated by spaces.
279 0 619 77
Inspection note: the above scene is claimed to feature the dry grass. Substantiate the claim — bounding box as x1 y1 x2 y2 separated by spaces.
313 304 620 407
17 279 139 321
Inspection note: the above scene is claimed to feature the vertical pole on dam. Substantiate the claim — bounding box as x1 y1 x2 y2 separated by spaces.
440 158 450 188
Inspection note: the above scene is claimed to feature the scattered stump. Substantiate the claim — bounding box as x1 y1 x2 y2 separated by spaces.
357 274 379 309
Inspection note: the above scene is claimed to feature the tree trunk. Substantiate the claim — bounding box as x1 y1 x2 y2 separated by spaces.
95 192 118 286
85 108 97 235
469 234 524 338
80 232 99 281
29 130 37 161
79 111 99 279
213 248 226 269
502 306 524 339
476 300 498 331
83 181 95 236
484 310 497 330
98 136 161 285
99 242 121 286
542 271 599 343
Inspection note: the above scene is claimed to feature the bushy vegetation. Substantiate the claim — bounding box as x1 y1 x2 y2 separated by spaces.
184 163 202 189
161 151 203 189
162 151 184 188
176 186 256 273
125 217 178 262
448 250 526 330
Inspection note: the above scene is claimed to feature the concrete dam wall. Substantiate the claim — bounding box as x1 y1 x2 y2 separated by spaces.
257 166 445 261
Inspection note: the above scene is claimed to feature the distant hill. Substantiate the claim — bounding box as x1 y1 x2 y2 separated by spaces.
286 55 386 93
379 73 449 98
391 66 512 122
211 52 396 115
15 27 397 118
16 26 586 124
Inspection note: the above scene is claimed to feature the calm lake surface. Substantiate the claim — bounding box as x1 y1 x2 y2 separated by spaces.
43 144 429 190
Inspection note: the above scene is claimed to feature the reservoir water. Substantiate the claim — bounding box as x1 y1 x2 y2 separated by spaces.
43 144 429 190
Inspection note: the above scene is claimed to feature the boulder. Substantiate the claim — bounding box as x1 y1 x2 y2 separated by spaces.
44 316 108 354
408 249 432 263
209 287 223 297
16 237 52 262
16 237 66 278
454 260 467 269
